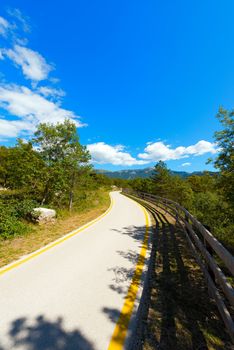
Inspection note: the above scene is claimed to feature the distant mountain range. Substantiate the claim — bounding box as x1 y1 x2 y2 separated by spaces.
96 167 217 180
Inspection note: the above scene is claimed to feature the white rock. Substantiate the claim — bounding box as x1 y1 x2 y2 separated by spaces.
32 208 56 224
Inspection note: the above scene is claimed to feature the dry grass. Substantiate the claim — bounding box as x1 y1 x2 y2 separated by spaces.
0 192 110 268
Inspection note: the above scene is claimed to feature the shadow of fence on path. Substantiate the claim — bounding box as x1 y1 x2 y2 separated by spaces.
143 208 231 350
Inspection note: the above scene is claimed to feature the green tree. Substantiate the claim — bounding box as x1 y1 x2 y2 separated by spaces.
186 173 216 194
149 161 193 207
0 141 45 192
33 119 90 209
151 161 172 197
89 172 112 187
169 175 194 208
130 178 153 193
0 146 10 187
212 107 234 204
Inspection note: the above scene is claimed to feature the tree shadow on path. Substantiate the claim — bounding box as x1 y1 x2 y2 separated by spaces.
2 315 94 350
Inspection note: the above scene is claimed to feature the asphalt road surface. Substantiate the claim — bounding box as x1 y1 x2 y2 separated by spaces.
0 191 150 350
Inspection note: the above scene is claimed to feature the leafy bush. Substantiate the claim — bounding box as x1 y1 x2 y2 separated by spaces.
0 214 27 239
0 198 37 239
14 199 38 219
0 202 27 239
191 192 230 230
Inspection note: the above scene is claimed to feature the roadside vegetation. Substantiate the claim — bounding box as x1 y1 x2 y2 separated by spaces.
122 108 234 254
0 189 109 268
0 119 112 264
0 107 233 264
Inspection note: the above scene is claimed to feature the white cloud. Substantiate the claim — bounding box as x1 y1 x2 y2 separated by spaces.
0 16 10 37
49 77 60 84
0 84 85 138
0 10 87 139
0 118 33 137
85 140 218 166
185 141 218 155
87 142 148 166
7 8 31 33
138 140 218 162
0 12 28 43
3 45 53 81
37 86 65 99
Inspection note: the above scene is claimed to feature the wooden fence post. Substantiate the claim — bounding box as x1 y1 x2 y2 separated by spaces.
203 224 216 283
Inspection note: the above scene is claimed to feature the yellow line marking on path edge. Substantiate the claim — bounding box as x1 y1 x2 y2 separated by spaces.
0 194 114 277
108 196 150 350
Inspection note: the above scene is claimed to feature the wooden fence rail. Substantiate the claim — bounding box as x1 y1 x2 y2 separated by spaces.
122 189 234 343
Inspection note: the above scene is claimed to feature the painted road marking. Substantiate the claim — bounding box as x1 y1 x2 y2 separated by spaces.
108 200 150 350
0 194 114 277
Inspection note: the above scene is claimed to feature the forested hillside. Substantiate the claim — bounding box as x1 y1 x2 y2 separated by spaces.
97 168 217 180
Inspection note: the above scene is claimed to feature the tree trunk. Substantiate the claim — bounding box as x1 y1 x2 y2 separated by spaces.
41 182 49 205
69 172 76 212
3 173 8 187
69 190 73 212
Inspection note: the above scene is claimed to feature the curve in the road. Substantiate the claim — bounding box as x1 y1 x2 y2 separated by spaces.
0 191 150 350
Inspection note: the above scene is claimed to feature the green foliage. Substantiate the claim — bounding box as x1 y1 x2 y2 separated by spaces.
191 191 233 254
125 159 233 252
111 177 130 188
187 172 217 193
89 173 112 187
0 120 111 239
14 199 38 219
32 119 91 209
147 161 194 208
151 161 172 197
212 107 234 204
0 200 30 239
0 214 26 239
169 176 194 209
214 107 234 171
130 178 153 193
0 141 45 192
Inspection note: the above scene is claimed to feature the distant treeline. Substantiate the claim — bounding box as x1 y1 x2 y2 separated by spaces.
97 168 218 180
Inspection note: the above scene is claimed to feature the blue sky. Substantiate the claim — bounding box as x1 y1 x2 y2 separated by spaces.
0 1 233 171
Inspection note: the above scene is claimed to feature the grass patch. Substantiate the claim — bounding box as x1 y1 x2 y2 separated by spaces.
0 189 110 268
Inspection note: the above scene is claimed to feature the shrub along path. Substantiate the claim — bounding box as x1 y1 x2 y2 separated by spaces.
0 191 110 268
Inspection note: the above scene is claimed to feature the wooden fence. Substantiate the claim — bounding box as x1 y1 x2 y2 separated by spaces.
122 189 234 343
